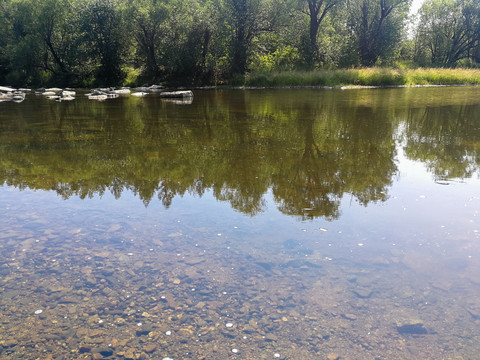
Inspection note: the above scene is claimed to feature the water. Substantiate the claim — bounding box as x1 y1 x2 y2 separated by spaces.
1 88 480 359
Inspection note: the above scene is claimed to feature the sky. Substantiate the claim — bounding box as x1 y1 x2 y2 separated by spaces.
410 0 425 14
407 0 425 37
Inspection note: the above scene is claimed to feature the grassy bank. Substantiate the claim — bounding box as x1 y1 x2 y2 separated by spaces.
235 68 480 87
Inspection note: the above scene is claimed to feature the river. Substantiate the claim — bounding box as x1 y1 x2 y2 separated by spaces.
1 87 480 359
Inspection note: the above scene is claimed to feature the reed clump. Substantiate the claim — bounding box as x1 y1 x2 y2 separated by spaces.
240 68 480 87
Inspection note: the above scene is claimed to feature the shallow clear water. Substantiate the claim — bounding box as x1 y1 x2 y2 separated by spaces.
1 88 480 359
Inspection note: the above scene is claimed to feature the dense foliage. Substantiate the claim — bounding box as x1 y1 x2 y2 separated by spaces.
0 0 479 86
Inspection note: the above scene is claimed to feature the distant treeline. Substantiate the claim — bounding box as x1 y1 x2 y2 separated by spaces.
0 0 479 87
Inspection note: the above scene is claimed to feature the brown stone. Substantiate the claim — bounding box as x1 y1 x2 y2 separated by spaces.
89 329 104 337
124 348 135 359
342 313 357 320
78 344 91 353
195 301 206 309
184 256 205 265
118 338 130 346
327 353 340 360
144 344 157 353
3 339 18 347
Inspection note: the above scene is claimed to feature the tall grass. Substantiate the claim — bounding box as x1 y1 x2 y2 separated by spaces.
239 68 480 87
405 68 480 85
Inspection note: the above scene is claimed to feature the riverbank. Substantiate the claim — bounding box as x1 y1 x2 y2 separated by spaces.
4 68 480 93
231 68 480 88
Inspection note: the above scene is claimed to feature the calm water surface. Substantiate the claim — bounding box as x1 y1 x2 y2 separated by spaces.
1 88 480 359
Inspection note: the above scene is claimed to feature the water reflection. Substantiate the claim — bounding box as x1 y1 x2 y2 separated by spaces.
2 88 465 219
2 88 480 359
403 103 480 181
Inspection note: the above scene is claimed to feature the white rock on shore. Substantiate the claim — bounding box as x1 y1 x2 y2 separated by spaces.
0 86 27 103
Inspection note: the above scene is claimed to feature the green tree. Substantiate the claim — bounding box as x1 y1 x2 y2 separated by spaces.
298 0 340 68
346 0 411 66
221 0 263 75
128 0 170 81
78 0 129 85
2 0 84 86
3 0 43 85
414 0 480 67
36 0 82 85
0 0 12 83
219 0 292 76
162 0 216 83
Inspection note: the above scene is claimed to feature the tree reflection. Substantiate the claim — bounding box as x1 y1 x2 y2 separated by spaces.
4 88 476 220
272 105 343 220
403 103 480 181
271 93 397 220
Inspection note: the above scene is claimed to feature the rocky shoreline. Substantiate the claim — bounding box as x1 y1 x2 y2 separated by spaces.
0 85 194 104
